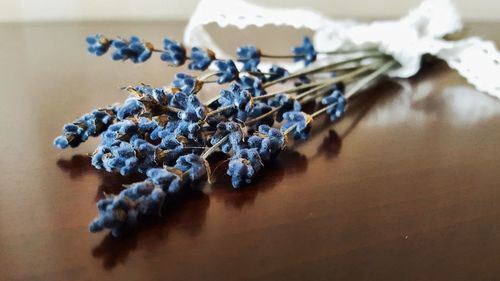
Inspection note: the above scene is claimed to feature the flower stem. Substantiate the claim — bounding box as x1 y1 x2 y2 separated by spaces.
263 53 388 88
253 60 382 102
260 48 380 59
318 47 379 55
199 72 220 82
260 54 297 59
297 62 380 100
244 61 387 126
205 105 234 117
311 60 397 118
244 107 280 126
201 134 229 159
283 124 298 136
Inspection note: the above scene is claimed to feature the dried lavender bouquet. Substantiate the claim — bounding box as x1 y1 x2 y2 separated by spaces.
54 34 398 236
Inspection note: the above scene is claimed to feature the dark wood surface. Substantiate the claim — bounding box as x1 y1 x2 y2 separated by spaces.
1 21 500 281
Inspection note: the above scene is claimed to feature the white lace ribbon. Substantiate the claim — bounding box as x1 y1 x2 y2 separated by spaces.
184 0 500 98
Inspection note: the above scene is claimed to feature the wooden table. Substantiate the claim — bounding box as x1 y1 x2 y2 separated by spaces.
1 21 500 281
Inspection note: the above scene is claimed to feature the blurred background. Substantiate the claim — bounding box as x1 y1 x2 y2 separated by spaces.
0 0 499 22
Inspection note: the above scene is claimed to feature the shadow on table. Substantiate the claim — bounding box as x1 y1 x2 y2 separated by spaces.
57 157 211 269
207 148 308 210
55 78 398 270
91 190 210 270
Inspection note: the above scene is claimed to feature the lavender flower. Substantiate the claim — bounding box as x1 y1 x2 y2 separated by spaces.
117 97 145 120
189 47 215 71
268 65 289 81
100 141 138 175
281 111 313 140
178 95 206 122
218 83 253 120
54 106 117 149
89 181 166 236
92 136 150 175
247 102 274 127
293 37 317 66
134 85 172 105
173 120 203 141
171 73 199 94
111 36 153 63
160 37 186 66
175 154 207 182
151 119 200 144
137 116 159 133
237 45 261 71
58 31 390 237
267 94 301 121
215 60 239 84
321 89 346 121
89 196 138 237
101 120 139 146
238 76 266 97
248 125 285 160
169 91 189 110
210 122 244 154
157 134 187 163
131 138 157 172
227 148 263 188
86 34 111 56
147 168 183 194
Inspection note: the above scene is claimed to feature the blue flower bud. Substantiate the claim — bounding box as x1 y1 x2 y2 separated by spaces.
248 124 285 160
189 47 215 71
160 37 186 66
131 138 157 172
169 91 189 109
89 196 132 236
171 73 199 94
248 102 274 127
281 111 312 140
238 76 266 97
54 105 117 149
321 89 346 121
147 168 183 194
134 85 173 105
138 117 158 133
157 119 201 142
122 181 154 200
101 120 139 146
218 83 253 120
111 36 153 63
53 136 69 149
86 34 111 56
236 45 261 71
178 95 206 122
227 148 262 188
117 97 145 120
175 154 207 182
215 60 239 84
293 36 317 66
267 94 301 122
210 122 244 154
324 95 346 122
136 187 166 215
268 65 289 81
89 179 170 236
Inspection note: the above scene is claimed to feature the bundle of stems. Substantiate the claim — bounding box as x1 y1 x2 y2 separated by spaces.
54 34 398 236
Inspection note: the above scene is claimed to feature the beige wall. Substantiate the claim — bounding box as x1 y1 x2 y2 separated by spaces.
0 0 498 23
